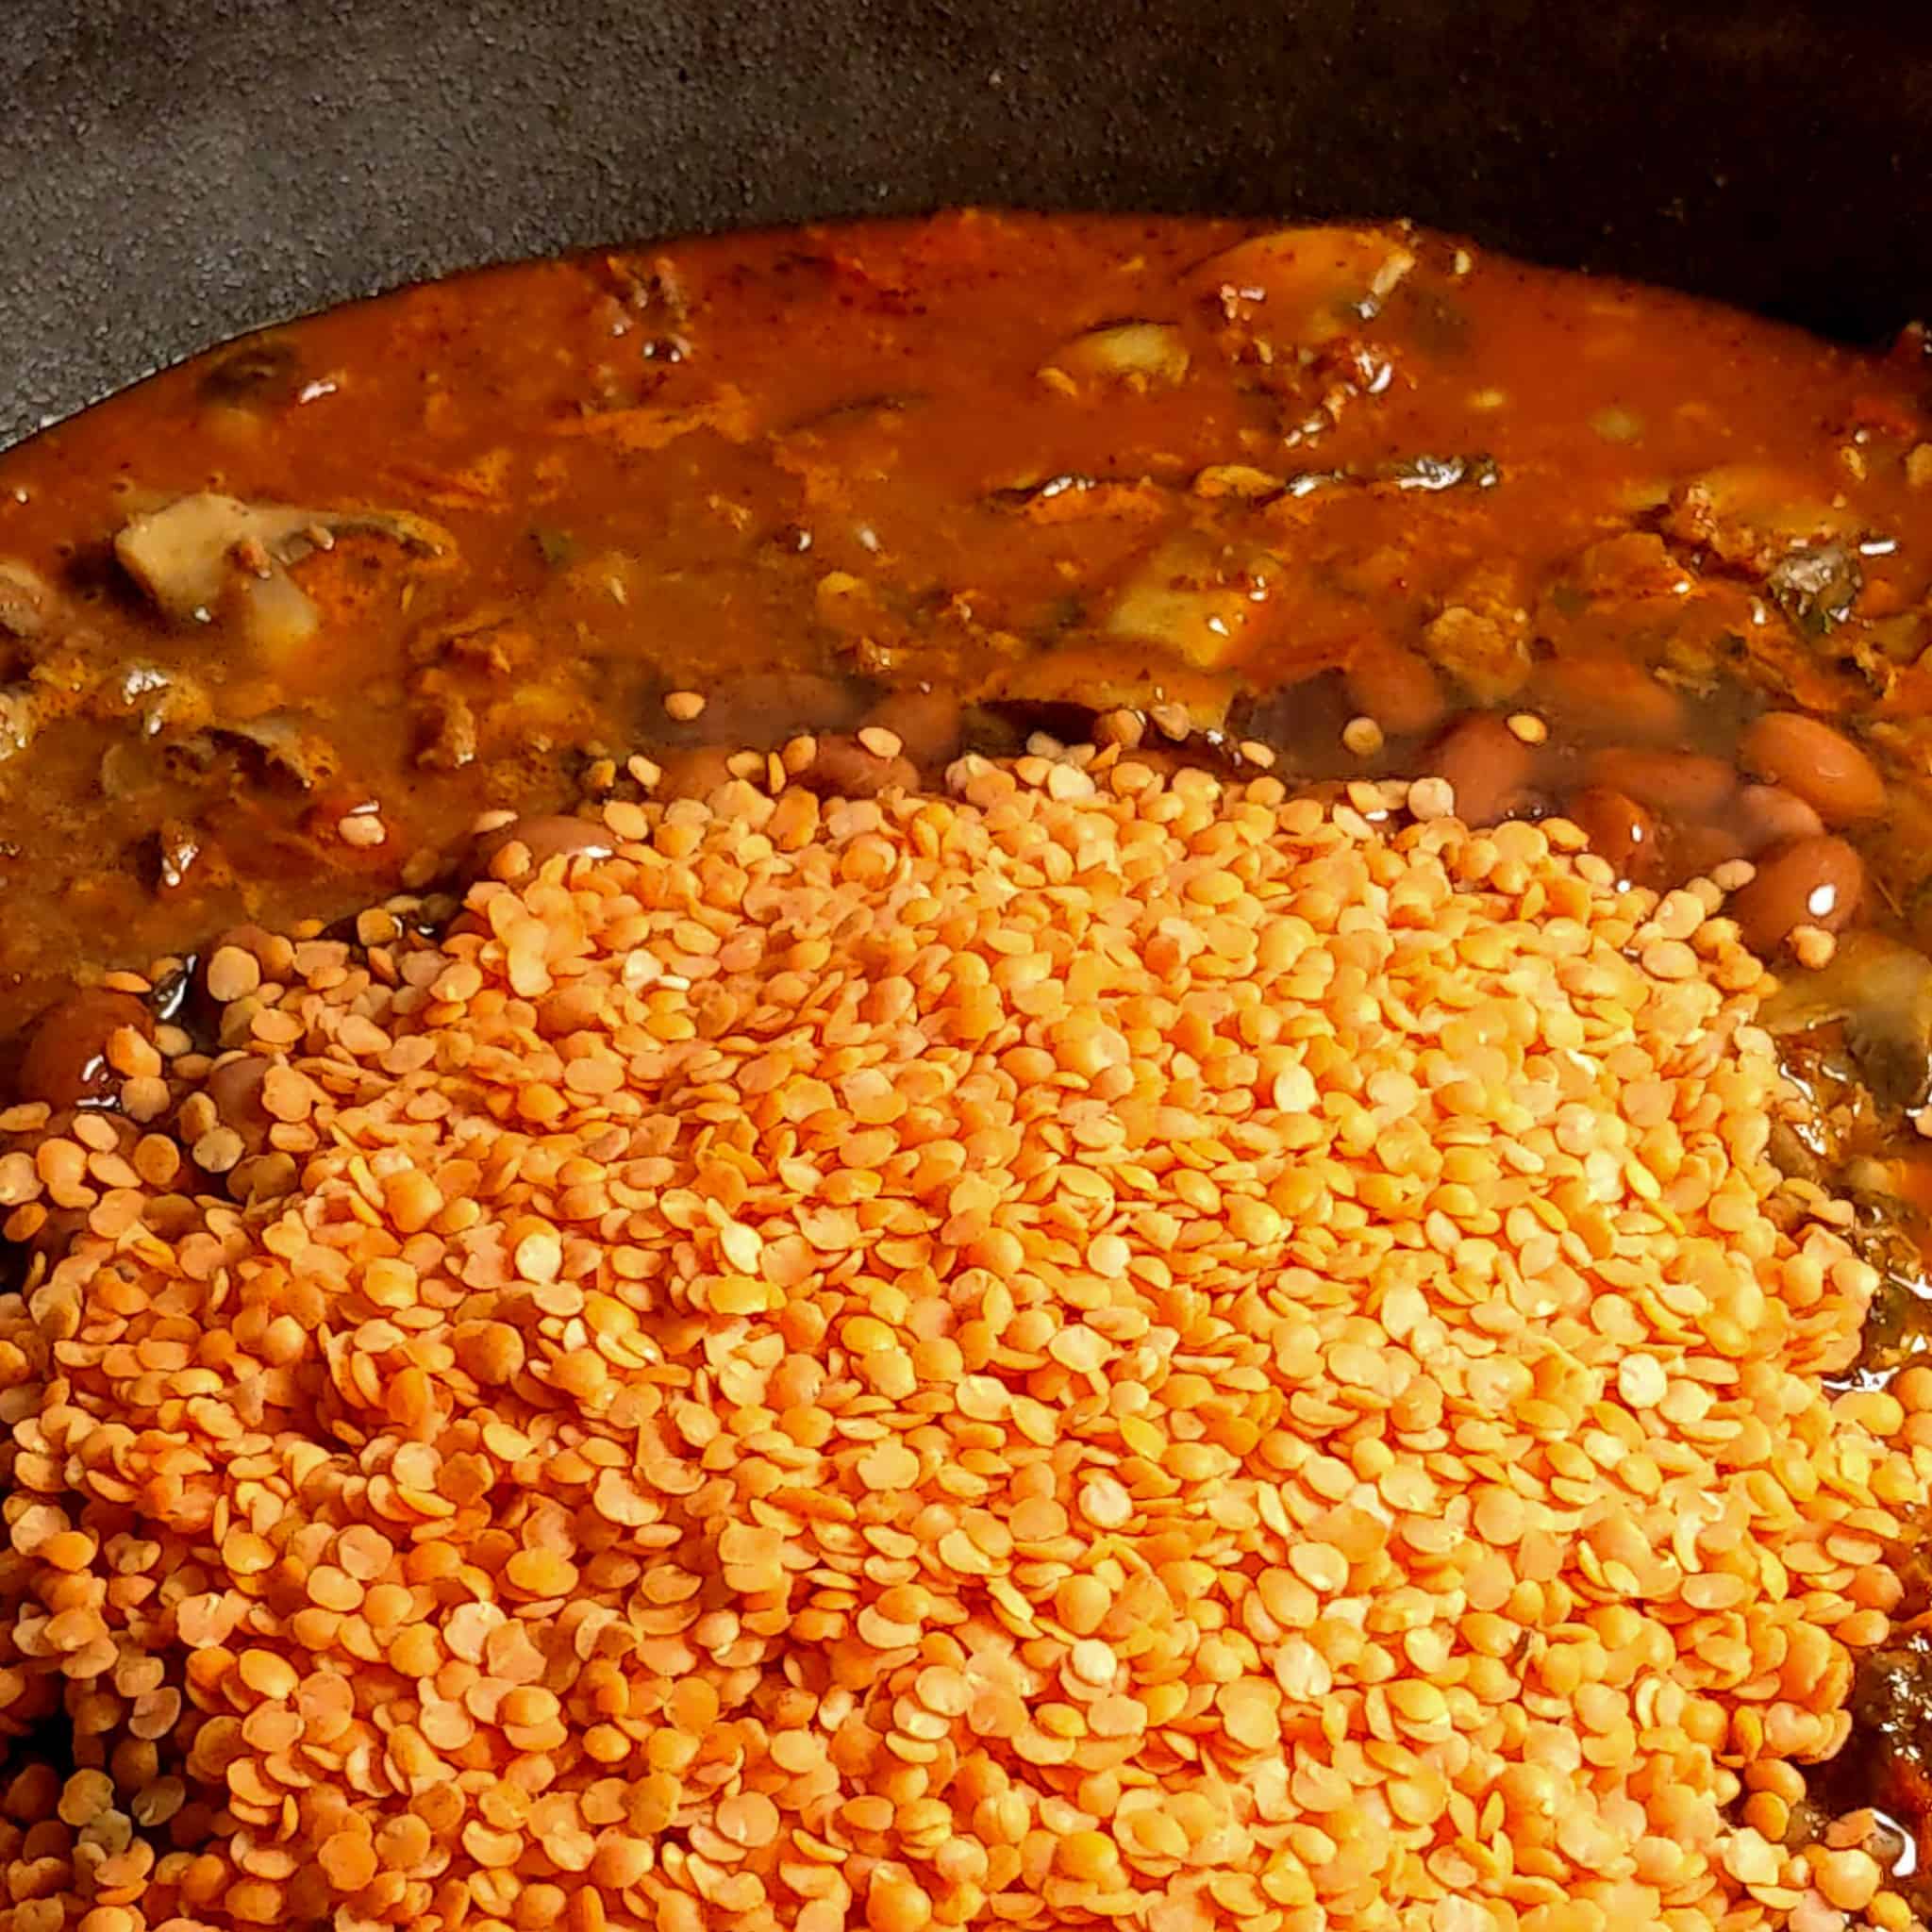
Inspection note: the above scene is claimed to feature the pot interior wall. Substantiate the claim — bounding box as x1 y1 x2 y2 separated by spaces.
2 0 1928 446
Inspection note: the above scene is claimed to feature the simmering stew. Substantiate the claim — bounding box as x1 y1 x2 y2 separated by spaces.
6 214 1932 1930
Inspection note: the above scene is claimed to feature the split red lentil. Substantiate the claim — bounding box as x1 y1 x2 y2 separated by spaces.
0 743 1927 1932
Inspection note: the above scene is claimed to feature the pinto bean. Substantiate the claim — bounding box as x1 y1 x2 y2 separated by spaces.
1565 788 1659 883
1738 711 1886 825
207 1054 275 1157
1419 713 1535 826
473 815 616 878
17 990 154 1109
1669 824 1751 882
1343 641 1447 738
656 748 746 801
675 671 867 748
1585 748 1736 817
796 734 919 799
1727 835 1864 957
1533 657 1685 745
861 690 963 770
1733 783 1824 854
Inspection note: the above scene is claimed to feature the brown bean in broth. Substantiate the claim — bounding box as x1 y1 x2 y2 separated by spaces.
859 688 964 768
1565 787 1661 884
794 733 920 798
205 1053 275 1157
1729 834 1866 956
1736 782 1827 853
1342 640 1448 739
1419 712 1535 826
1741 710 1889 826
472 813 617 877
1584 747 1737 819
1532 657 1689 747
16 989 155 1109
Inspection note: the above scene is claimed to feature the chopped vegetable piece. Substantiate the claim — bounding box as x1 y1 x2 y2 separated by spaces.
1187 223 1416 338
1041 319 1191 389
1102 533 1280 670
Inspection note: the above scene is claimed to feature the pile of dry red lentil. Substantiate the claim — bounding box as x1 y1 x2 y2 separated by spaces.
0 743 1927 1932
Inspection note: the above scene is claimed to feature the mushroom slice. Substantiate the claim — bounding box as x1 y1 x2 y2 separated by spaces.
1042 321 1191 391
1760 928 1932 1111
115 493 452 651
1765 541 1863 637
1191 464 1286 503
981 641 1238 737
0 685 37 764
1659 465 1863 577
1102 533 1282 672
1186 225 1416 341
215 710 341 791
0 560 54 640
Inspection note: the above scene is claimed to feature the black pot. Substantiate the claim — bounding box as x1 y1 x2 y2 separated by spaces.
4 0 1930 448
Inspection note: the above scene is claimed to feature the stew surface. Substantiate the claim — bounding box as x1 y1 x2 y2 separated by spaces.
7 212 1932 1917
4 215 1931 1046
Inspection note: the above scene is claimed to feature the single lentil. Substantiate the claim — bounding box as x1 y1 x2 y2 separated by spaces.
1341 714 1385 758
